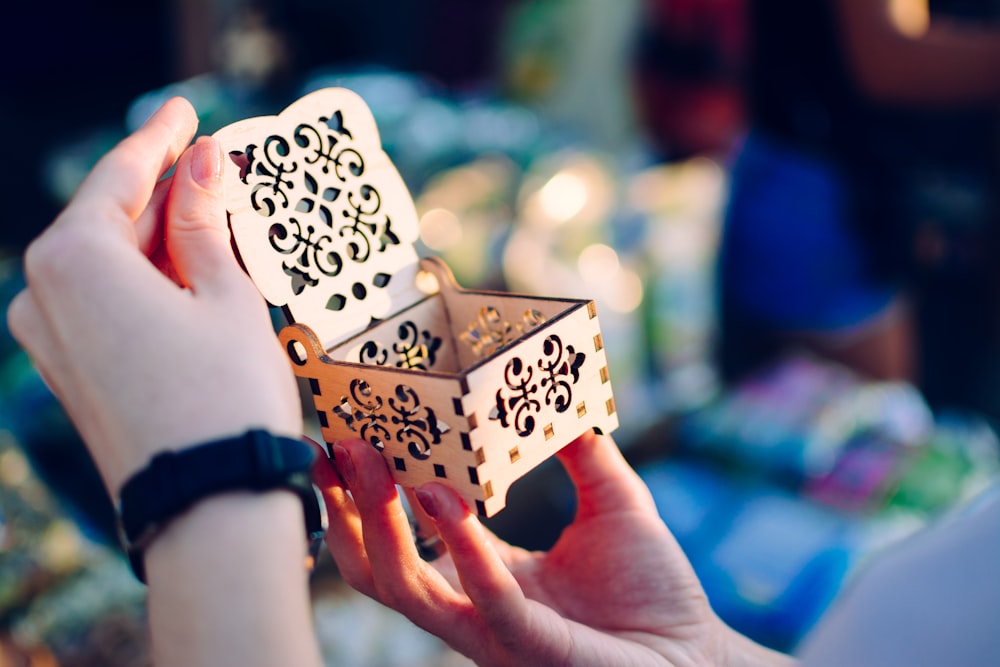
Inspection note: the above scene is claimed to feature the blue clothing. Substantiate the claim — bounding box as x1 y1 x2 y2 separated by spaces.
719 132 897 331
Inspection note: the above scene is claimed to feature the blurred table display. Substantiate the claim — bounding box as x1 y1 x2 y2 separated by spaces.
678 353 937 481
645 352 1000 651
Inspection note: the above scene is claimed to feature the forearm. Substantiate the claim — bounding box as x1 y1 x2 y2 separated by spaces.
145 491 323 667
835 0 1000 105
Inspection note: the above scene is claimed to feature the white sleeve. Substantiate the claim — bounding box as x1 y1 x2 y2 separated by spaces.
797 484 1000 667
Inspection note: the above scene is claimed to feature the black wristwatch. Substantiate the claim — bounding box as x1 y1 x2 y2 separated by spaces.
116 429 328 583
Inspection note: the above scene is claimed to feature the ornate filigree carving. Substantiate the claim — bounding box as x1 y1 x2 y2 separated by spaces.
228 107 402 309
333 380 448 459
460 307 547 359
358 321 443 370
490 335 586 437
332 379 389 449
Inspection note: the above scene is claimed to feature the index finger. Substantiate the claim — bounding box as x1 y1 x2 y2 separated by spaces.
62 97 198 230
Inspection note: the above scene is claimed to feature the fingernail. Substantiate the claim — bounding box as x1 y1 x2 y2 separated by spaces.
191 136 222 188
414 487 439 520
310 449 339 488
331 444 357 486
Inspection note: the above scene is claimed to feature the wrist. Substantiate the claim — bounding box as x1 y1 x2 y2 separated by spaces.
101 418 304 495
116 429 326 582
145 489 308 582
145 491 324 667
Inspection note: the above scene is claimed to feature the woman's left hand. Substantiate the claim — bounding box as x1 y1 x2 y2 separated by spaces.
7 97 302 494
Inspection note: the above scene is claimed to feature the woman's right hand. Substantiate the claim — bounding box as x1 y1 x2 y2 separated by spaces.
316 431 795 667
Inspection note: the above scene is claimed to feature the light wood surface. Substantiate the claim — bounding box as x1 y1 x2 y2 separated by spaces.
215 88 618 517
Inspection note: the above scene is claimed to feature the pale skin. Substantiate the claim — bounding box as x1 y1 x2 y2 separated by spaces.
7 97 322 667
7 97 794 666
318 433 794 667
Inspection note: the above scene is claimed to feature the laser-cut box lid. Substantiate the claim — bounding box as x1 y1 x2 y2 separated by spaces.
215 88 424 350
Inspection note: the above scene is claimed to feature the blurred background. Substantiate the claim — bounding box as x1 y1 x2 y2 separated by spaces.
2 0 999 664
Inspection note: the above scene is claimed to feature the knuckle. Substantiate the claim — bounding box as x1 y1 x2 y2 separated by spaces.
20 204 126 293
372 580 405 609
169 203 229 250
171 204 213 233
104 140 150 190
338 569 363 590
22 227 89 286
372 575 422 615
6 291 33 345
337 566 376 598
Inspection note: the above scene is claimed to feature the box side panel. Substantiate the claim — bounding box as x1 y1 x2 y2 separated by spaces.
280 324 489 506
441 288 586 371
461 303 618 516
327 293 461 373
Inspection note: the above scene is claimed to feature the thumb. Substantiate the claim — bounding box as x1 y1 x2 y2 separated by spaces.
556 431 658 519
165 136 242 292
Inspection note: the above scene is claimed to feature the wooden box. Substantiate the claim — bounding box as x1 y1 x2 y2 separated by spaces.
214 88 618 517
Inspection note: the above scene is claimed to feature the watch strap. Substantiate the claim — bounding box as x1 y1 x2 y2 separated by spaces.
118 429 326 583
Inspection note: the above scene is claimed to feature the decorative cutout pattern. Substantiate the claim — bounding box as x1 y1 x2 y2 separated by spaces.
460 307 547 359
490 335 586 437
222 90 620 520
358 321 443 370
333 380 449 460
228 109 402 309
332 379 388 449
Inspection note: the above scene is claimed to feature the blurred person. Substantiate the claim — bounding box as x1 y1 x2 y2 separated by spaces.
717 0 1000 400
7 98 999 666
634 0 747 159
